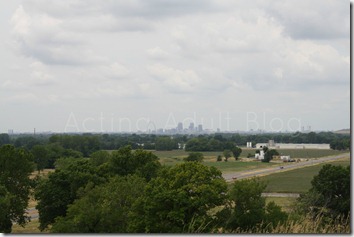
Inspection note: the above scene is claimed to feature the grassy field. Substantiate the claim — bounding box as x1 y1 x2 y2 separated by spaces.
12 219 45 234
151 149 347 161
151 150 279 173
265 197 297 213
151 149 348 174
240 148 347 158
203 161 278 174
260 157 350 194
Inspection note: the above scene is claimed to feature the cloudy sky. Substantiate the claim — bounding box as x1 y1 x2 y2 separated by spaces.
0 0 350 133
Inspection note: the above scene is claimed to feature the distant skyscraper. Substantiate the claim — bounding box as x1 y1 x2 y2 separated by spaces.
189 122 194 131
177 122 183 132
198 124 203 132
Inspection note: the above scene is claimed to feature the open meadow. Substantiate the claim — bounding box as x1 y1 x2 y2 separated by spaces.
151 149 348 174
239 148 346 158
259 156 350 194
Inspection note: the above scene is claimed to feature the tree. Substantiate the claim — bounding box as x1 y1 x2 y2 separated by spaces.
155 137 178 151
225 178 287 231
107 146 161 181
184 152 204 162
296 164 350 219
217 155 222 162
0 185 14 233
35 159 105 230
262 149 279 163
51 175 146 233
223 149 232 162
128 162 228 233
0 134 10 146
31 145 49 173
0 145 35 233
231 146 242 161
89 150 111 167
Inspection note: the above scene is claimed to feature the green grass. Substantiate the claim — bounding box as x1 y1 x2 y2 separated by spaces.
203 160 277 174
240 148 347 158
150 149 349 174
150 150 278 173
11 219 47 234
260 157 350 194
265 197 297 213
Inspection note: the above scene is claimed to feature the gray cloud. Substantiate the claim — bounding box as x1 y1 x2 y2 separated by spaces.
1 0 349 132
264 0 349 40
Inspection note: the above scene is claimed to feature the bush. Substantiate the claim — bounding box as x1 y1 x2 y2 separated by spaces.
184 152 204 162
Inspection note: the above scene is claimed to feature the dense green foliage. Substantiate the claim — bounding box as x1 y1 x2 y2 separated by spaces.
1 131 349 171
262 148 279 163
1 131 350 233
223 149 232 161
155 136 178 151
128 162 228 233
35 146 161 231
184 152 204 162
51 175 146 233
107 146 161 181
330 138 350 150
35 159 105 230
0 134 10 146
0 145 35 233
296 164 350 220
225 178 287 231
231 146 242 160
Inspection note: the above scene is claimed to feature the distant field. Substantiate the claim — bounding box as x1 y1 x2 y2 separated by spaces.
265 197 297 213
147 149 349 174
240 148 347 158
203 160 278 174
150 150 278 173
259 157 350 194
151 149 347 160
12 219 44 234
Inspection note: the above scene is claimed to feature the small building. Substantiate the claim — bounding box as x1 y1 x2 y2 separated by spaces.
255 150 264 160
246 142 252 148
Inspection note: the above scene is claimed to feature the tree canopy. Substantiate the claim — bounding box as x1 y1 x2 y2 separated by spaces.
0 145 35 233
225 178 287 231
297 164 350 219
51 175 146 233
128 162 228 233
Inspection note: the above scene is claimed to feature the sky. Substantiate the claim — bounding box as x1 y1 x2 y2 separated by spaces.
0 0 350 133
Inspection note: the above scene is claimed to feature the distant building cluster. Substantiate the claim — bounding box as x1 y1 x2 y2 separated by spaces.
152 122 206 135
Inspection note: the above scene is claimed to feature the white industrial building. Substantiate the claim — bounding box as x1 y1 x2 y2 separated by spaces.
256 140 330 149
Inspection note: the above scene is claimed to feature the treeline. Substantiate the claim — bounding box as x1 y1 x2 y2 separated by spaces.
1 144 350 233
0 131 349 160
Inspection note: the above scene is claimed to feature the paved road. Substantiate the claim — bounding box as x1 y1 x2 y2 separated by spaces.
222 153 350 182
261 193 300 198
26 207 39 220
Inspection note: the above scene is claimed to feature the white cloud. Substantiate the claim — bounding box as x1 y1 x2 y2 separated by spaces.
147 47 169 60
147 64 201 93
100 63 130 79
0 0 349 132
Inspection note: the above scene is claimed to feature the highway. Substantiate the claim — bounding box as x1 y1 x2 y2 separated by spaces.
222 153 350 182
